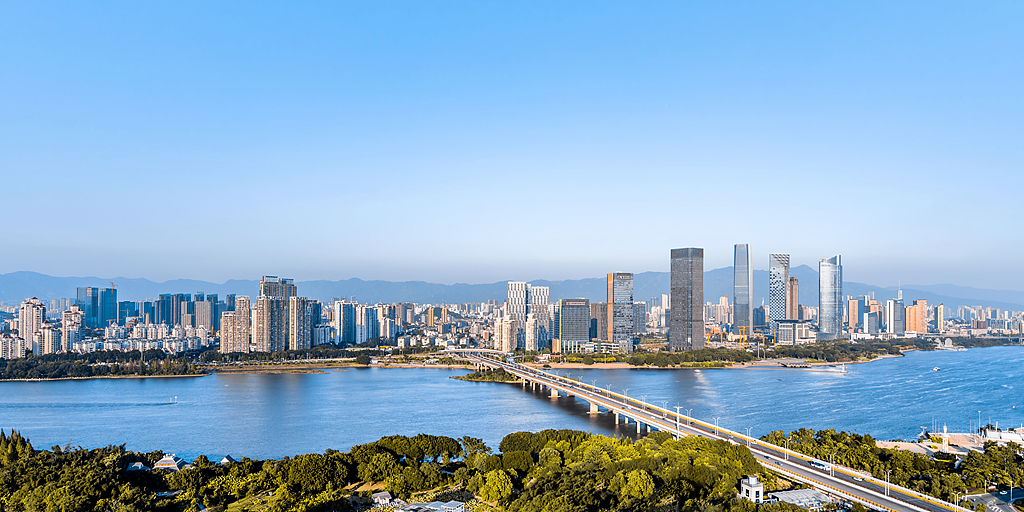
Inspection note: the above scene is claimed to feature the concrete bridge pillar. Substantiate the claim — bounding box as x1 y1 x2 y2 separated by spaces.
637 421 642 434
589 402 599 414
550 388 559 399
614 412 620 425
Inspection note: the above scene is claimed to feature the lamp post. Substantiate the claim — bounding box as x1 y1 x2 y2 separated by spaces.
684 409 693 426
745 427 753 447
674 406 681 438
661 401 669 418
885 470 891 496
713 417 721 436
784 438 789 461
829 452 836 477
641 395 647 411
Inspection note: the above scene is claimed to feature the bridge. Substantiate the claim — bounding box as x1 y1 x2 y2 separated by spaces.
447 348 968 512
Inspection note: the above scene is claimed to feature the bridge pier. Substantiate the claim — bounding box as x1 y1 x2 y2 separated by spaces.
550 388 559 399
589 402 598 414
614 412 619 424
637 421 642 434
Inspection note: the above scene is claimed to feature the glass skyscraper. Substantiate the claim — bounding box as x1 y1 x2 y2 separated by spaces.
607 272 635 353
818 255 843 340
669 247 704 351
733 244 752 336
768 254 790 331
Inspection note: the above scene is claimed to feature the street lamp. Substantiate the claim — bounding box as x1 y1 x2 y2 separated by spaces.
885 470 891 496
684 409 693 426
674 405 681 438
784 438 790 461
744 427 753 447
661 401 669 417
713 417 721 435
641 395 647 410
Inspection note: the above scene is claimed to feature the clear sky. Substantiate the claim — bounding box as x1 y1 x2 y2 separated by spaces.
2 2 1022 288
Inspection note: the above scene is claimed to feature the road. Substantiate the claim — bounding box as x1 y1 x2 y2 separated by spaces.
966 490 1019 512
453 349 969 512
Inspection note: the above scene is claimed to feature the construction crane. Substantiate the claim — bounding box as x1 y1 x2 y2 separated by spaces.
109 281 116 289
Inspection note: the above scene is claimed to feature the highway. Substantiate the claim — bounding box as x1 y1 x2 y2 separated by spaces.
449 349 970 512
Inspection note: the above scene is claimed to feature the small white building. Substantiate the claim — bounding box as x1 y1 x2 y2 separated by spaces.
400 501 465 512
738 475 764 503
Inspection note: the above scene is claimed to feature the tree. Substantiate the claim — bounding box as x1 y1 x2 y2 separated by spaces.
621 469 655 499
479 469 513 503
355 354 372 365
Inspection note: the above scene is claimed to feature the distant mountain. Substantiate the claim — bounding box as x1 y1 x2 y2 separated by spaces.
1 269 1021 311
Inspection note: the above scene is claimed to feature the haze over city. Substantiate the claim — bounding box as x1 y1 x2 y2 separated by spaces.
3 2 1022 289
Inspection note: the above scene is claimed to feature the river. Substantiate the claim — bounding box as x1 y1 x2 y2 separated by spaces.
1 346 1021 460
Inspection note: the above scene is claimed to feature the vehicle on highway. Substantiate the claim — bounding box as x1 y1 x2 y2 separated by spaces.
809 460 831 471
853 477 863 481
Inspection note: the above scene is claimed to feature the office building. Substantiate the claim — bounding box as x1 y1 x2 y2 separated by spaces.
885 288 906 335
669 248 704 351
499 282 549 351
219 296 251 354
590 302 608 341
818 255 843 340
607 272 635 353
155 293 188 327
18 298 46 354
786 277 799 320
633 302 647 334
733 244 752 336
555 298 590 354
75 287 117 329
863 312 880 334
768 254 790 331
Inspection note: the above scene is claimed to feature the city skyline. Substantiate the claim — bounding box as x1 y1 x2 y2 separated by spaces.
2 3 1023 289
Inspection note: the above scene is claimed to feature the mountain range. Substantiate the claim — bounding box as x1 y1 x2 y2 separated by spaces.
2 269 1022 311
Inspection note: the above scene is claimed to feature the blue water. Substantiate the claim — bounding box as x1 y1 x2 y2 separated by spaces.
1 346 1021 460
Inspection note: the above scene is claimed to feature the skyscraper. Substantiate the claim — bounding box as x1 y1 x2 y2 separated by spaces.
288 296 313 350
501 282 548 351
768 254 790 331
254 276 296 352
607 272 635 353
669 248 704 351
786 277 799 320
555 298 590 354
733 244 752 336
818 255 843 340
333 301 357 345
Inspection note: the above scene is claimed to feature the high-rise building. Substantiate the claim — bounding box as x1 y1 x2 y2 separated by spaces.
768 254 790 332
219 296 251 353
155 293 188 327
76 287 117 329
818 255 843 340
590 302 608 341
669 248 704 351
333 301 357 345
18 298 46 354
885 288 906 335
786 277 799 320
288 297 313 350
253 276 296 353
847 298 861 332
607 272 635 353
38 323 61 355
733 244 752 336
633 302 647 334
906 299 929 333
934 304 945 332
555 298 590 354
500 282 549 351
62 305 84 350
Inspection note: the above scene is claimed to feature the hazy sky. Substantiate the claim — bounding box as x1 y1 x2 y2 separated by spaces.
2 2 1022 288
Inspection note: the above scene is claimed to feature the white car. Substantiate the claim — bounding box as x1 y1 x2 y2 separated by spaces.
853 477 863 482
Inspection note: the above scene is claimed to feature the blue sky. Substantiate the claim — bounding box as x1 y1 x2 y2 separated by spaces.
2 2 1022 288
